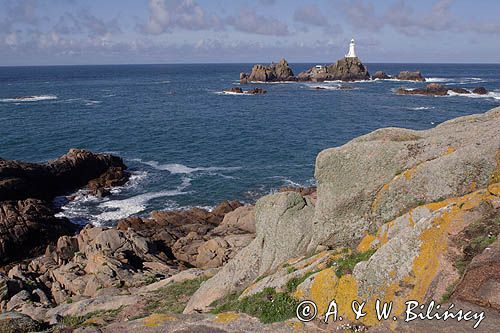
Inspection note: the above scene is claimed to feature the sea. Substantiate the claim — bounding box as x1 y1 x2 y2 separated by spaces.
1 63 499 226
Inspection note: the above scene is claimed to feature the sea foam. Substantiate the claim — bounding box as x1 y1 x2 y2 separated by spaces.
0 95 58 102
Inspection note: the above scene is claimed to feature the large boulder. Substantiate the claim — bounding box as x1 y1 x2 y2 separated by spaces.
184 192 315 313
396 70 426 81
310 107 499 248
241 59 295 83
298 57 370 82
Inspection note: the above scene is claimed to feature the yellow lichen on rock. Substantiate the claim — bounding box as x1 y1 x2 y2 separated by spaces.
357 234 377 252
212 311 240 323
296 185 499 328
142 313 176 327
444 146 456 155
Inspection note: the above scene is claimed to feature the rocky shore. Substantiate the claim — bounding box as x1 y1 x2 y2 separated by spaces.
0 149 129 266
1 108 499 332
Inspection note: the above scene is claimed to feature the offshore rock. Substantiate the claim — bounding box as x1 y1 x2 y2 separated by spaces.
240 58 295 83
396 84 488 96
371 70 390 80
297 57 370 82
396 70 426 81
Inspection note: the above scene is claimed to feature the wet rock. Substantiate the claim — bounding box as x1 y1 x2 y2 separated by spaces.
396 70 426 81
0 148 129 201
473 87 488 94
245 88 267 94
371 71 390 80
223 87 243 94
396 83 448 96
0 199 77 265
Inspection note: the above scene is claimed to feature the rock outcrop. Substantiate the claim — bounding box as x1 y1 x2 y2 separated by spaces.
240 59 295 83
0 148 128 201
0 200 255 314
0 149 129 266
371 70 390 80
396 70 426 81
223 87 267 95
297 57 370 82
396 83 489 96
0 199 77 265
185 106 500 328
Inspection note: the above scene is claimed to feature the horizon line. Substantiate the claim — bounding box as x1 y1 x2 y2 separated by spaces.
1 61 500 68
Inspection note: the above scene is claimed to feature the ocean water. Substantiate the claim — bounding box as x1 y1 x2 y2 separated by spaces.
1 63 499 225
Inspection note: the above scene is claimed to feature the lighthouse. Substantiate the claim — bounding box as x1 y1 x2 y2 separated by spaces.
345 38 357 58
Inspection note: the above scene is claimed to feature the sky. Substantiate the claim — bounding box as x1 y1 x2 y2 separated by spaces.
0 0 499 66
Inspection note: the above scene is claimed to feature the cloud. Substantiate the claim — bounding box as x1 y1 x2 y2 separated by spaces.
293 4 342 34
226 8 290 36
339 0 384 32
293 4 328 27
142 0 222 34
1 0 40 31
54 9 121 37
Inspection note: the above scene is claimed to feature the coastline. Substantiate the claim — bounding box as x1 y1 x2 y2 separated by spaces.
1 106 499 332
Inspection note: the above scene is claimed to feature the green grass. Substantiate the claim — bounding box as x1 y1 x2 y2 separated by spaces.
441 283 457 303
211 288 299 324
60 308 122 328
333 249 376 277
470 235 497 253
285 271 316 293
144 277 207 314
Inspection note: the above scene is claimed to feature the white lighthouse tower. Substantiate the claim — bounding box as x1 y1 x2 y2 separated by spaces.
345 38 357 58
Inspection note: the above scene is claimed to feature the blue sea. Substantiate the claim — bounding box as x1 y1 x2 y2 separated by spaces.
1 63 499 225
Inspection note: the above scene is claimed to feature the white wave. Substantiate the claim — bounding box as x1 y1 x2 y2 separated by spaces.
140 160 241 174
153 80 171 84
110 170 149 194
95 190 187 222
214 91 255 96
406 106 435 110
248 80 297 84
425 77 453 83
0 95 57 102
447 90 500 100
84 100 102 106
306 84 357 90
270 176 315 188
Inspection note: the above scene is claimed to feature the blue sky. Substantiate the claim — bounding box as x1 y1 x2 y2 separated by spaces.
1 0 499 65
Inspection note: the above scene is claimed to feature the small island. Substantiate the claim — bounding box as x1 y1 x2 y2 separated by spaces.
240 39 428 84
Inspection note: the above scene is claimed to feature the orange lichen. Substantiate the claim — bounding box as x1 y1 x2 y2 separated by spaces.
444 146 456 155
212 311 240 323
296 184 498 328
143 313 176 327
357 234 377 252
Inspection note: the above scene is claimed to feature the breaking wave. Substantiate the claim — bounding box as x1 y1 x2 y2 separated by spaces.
0 95 58 102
